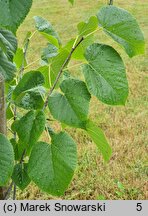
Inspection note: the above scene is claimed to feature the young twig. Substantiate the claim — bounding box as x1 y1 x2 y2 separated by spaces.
43 36 84 110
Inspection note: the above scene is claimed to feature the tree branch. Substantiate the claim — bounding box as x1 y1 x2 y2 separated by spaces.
0 75 6 200
7 35 31 200
20 150 26 164
43 36 84 110
4 182 14 200
109 0 113 5
13 184 16 200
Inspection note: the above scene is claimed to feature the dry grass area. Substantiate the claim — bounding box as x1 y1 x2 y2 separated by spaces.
16 0 147 200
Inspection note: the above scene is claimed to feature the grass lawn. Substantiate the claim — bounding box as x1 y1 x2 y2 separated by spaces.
16 0 148 200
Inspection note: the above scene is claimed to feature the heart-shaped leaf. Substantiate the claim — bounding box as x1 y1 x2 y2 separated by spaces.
48 78 91 128
12 163 31 190
97 5 145 57
12 110 46 157
83 43 128 105
12 71 45 110
77 16 98 37
34 16 60 47
28 132 77 196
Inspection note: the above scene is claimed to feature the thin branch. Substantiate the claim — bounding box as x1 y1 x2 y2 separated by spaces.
13 184 16 200
13 106 17 140
19 38 30 80
7 127 15 135
29 30 37 40
46 118 55 122
4 150 26 200
43 36 84 110
5 150 26 200
20 150 26 164
12 31 32 168
109 0 113 5
4 31 36 201
72 36 79 49
19 31 37 78
4 182 14 200
11 33 31 163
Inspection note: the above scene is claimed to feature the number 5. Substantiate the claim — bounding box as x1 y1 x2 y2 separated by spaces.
136 203 142 211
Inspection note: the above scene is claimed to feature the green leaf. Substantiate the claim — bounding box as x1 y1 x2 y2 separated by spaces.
37 66 51 88
0 134 14 186
12 163 31 190
77 16 98 37
83 43 128 105
48 78 91 128
10 138 19 161
0 29 17 61
68 0 74 5
41 43 58 64
41 32 60 48
62 70 71 80
0 49 16 81
0 0 33 33
14 86 46 110
34 16 60 47
13 48 27 69
28 131 77 196
86 120 112 161
12 71 45 110
97 5 145 57
6 85 15 102
12 110 46 157
6 104 13 120
23 31 31 47
13 71 44 98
